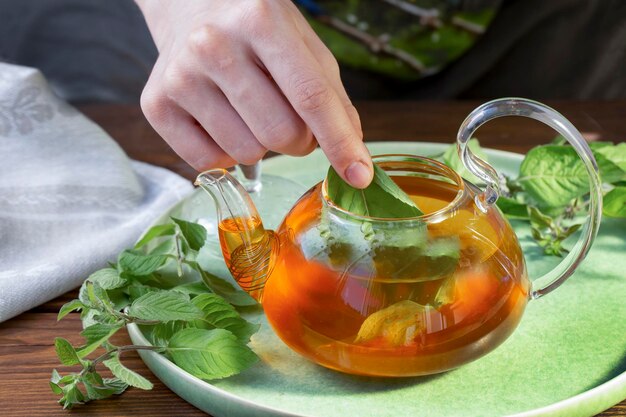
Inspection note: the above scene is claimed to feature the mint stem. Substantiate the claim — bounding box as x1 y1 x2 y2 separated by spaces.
82 345 165 375
174 230 184 277
117 311 162 325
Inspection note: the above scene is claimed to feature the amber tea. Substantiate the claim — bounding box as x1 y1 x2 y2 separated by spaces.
218 173 530 377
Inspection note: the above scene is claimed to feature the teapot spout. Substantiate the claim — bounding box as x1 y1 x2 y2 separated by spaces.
195 169 277 302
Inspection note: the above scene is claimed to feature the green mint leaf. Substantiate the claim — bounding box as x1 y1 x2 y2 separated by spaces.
519 144 625 207
519 145 590 207
603 186 626 218
148 238 176 256
87 281 105 306
50 370 63 394
57 299 84 321
561 223 583 239
50 381 63 395
528 206 554 230
82 372 127 400
496 196 529 219
588 141 614 150
172 217 207 251
593 152 626 184
81 323 121 345
78 282 95 309
77 324 122 357
83 370 104 386
370 165 423 213
149 321 190 347
107 288 130 311
135 223 176 248
189 261 257 306
326 164 423 218
527 206 582 257
191 293 260 342
128 290 203 322
167 328 258 379
204 277 256 307
78 281 114 314
504 174 525 195
102 377 129 395
542 141 625 184
79 308 99 328
594 142 626 173
51 369 62 384
80 309 119 328
118 249 168 276
171 281 212 296
88 268 126 290
103 355 153 390
540 239 567 257
82 380 112 401
442 138 488 184
54 338 81 366
58 374 78 384
59 382 85 409
127 284 159 301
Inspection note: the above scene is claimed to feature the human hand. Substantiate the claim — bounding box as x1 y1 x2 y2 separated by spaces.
136 0 373 188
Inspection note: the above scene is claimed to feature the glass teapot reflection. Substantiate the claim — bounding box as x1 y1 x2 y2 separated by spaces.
195 98 602 377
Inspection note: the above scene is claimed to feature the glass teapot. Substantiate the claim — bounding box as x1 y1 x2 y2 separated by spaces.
195 98 602 377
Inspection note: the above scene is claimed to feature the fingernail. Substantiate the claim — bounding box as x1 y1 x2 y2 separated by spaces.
345 161 373 189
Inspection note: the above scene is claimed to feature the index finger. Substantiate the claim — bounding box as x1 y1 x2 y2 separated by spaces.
252 36 373 188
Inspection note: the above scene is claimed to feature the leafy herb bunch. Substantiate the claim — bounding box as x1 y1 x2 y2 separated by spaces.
51 218 259 409
445 138 626 256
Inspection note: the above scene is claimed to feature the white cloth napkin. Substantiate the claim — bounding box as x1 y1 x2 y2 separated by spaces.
0 63 193 322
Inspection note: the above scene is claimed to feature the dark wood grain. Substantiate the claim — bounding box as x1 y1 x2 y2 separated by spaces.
2 101 624 417
78 100 626 180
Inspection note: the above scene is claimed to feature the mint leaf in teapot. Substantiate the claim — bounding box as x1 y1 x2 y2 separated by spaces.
355 300 426 347
326 164 423 218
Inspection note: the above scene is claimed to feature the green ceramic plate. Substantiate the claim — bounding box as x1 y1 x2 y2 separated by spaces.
128 142 626 417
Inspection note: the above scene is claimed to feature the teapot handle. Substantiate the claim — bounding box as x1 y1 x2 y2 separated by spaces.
456 98 603 299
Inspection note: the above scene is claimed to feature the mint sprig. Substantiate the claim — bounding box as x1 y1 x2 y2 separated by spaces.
51 218 260 409
449 138 626 256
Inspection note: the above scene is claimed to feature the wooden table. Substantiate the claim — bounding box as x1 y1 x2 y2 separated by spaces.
1 101 624 416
